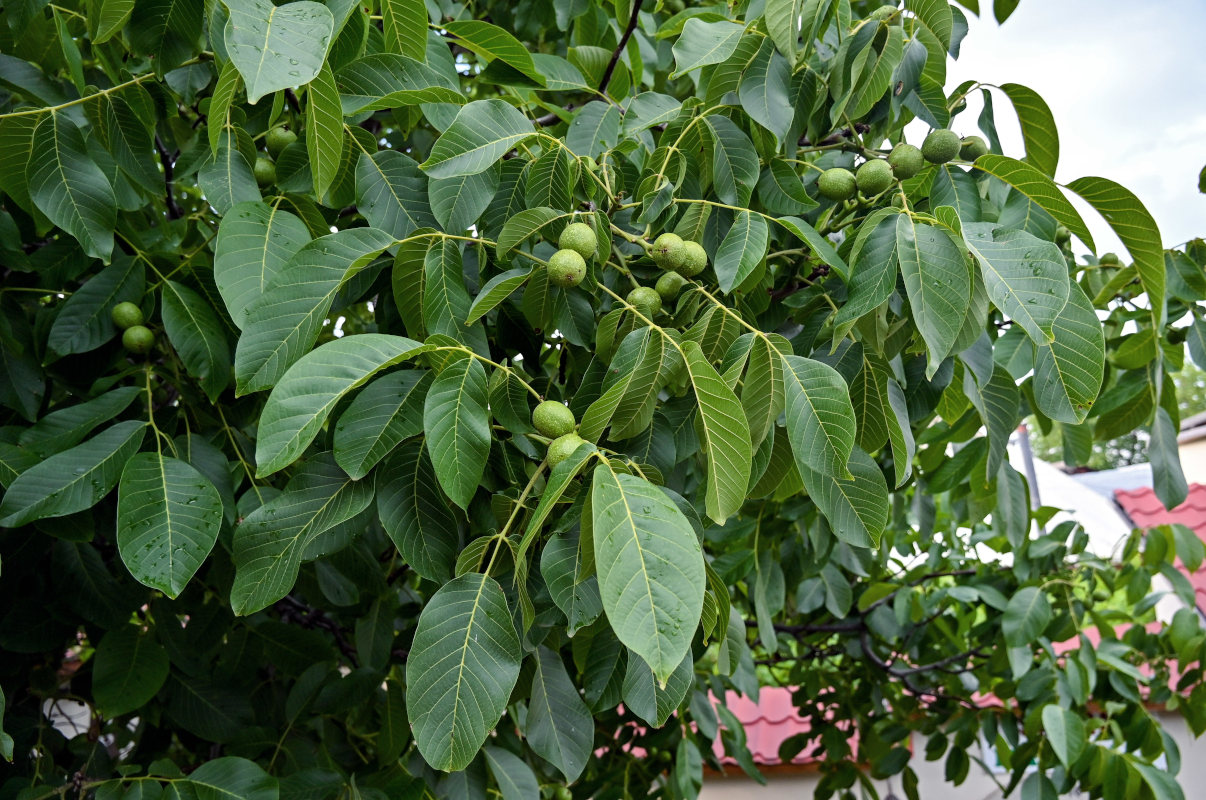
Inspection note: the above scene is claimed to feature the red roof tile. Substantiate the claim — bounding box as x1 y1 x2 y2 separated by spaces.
1114 483 1206 611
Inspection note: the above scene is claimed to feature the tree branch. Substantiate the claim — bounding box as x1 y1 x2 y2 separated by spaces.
598 0 642 95
155 135 183 220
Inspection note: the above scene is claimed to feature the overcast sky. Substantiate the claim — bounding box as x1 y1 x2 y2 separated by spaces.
930 0 1206 254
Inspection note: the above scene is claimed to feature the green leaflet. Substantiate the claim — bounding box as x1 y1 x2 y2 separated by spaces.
0 420 145 528
972 154 1093 250
782 354 856 479
672 19 746 76
307 62 343 200
117 452 223 598
355 149 437 239
684 341 752 523
963 222 1070 345
998 83 1059 177
621 649 693 726
422 356 491 509
1002 586 1052 646
444 20 545 86
214 201 311 328
234 227 396 394
484 746 541 800
231 454 374 614
199 125 261 214
1032 283 1104 424
376 440 459 583
256 334 427 476
333 368 431 479
380 0 427 60
1066 175 1166 328
46 255 144 359
335 53 465 114
27 112 116 262
591 465 704 683
527 646 594 782
222 0 333 103
430 164 500 233
420 99 537 178
405 573 521 772
18 387 140 457
713 210 769 292
798 446 888 548
897 214 970 369
161 280 231 402
92 624 170 717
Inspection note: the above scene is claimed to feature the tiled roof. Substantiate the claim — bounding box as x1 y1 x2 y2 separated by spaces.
1114 483 1206 612
714 688 812 767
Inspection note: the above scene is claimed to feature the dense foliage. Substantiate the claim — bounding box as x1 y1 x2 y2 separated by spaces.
2 0 1206 798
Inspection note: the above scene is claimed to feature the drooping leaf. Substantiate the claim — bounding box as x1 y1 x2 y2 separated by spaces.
307 62 344 201
971 154 1093 250
420 99 537 179
235 227 396 394
92 624 170 717
422 356 491 509
376 440 458 583
405 573 522 772
214 201 312 328
162 280 232 402
1002 586 1052 646
256 334 427 476
1032 283 1104 424
334 368 431 479
223 0 334 103
684 341 752 523
897 214 969 368
117 453 222 598
591 466 704 683
963 223 1070 345
526 647 594 783
0 421 145 528
782 354 856 479
230 455 374 614
1066 175 1166 327
27 112 115 262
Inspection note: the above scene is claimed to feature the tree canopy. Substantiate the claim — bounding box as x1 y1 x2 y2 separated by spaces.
2 0 1206 798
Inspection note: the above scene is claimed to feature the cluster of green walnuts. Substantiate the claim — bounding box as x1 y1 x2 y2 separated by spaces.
253 126 298 187
110 301 155 355
534 224 712 465
817 127 990 201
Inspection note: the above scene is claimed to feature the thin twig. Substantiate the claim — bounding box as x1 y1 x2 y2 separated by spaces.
598 0 642 94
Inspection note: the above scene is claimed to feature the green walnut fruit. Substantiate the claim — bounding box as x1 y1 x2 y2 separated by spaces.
547 432 588 467
869 5 898 23
922 129 961 164
888 143 924 179
651 232 686 271
818 167 856 201
558 222 598 260
627 286 662 317
266 126 297 159
856 159 894 195
1055 225 1071 245
532 400 576 438
122 325 155 354
547 249 587 288
553 789 572 800
1099 252 1121 266
678 241 708 277
960 135 989 160
253 156 276 187
111 301 144 330
655 271 686 302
